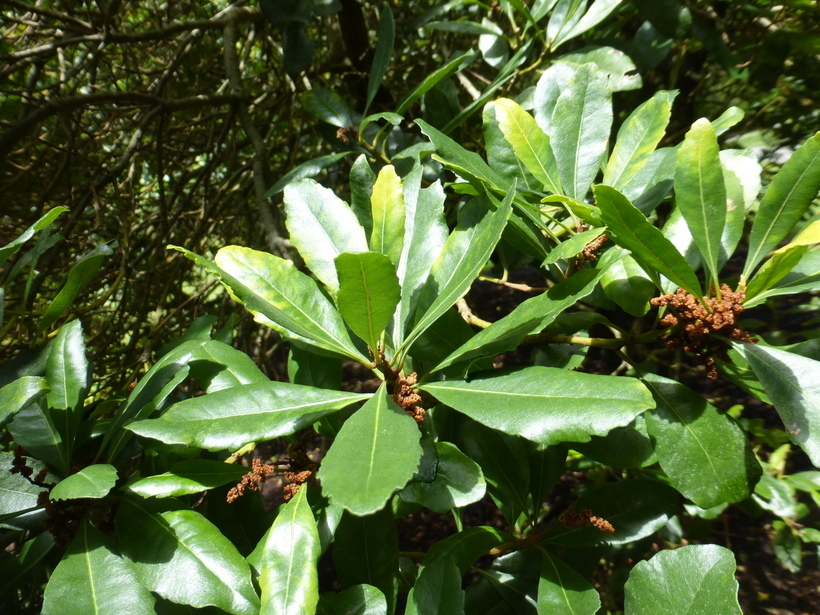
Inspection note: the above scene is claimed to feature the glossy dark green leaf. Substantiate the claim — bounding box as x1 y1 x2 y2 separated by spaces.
128 460 249 498
544 480 678 546
675 119 726 286
406 557 464 615
400 190 513 360
332 507 398 613
572 415 656 468
179 246 369 363
335 252 401 351
349 154 377 238
266 152 354 197
594 185 702 298
128 381 369 452
396 51 478 115
303 87 356 128
189 339 268 393
318 383 422 514
0 206 67 265
464 550 539 615
51 464 117 500
117 497 259 614
549 63 612 199
599 248 655 317
365 7 394 114
430 267 602 373
40 243 113 331
7 400 67 474
359 111 403 135
0 531 54 596
624 545 741 614
421 367 654 446
537 548 600 614
317 584 387 615
743 131 820 279
643 374 760 508
284 179 368 294
369 165 405 265
248 485 320 615
42 519 155 615
0 451 48 529
604 90 677 189
734 342 820 466
494 97 561 194
0 376 48 425
422 526 510 575
400 441 485 513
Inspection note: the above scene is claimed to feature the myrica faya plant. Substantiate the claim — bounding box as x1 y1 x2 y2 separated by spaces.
2 59 819 614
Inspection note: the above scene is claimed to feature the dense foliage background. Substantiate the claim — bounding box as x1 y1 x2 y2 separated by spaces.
1 1 819 613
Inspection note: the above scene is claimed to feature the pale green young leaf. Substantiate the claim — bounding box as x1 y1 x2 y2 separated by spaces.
742 248 820 308
117 497 260 614
675 118 726 287
369 165 405 265
128 381 370 451
51 464 118 501
317 383 422 515
249 485 320 615
624 545 741 615
42 520 155 615
604 90 677 189
284 179 368 294
734 342 820 466
549 63 612 199
746 219 819 300
643 375 760 509
420 366 654 446
494 97 561 194
594 185 702 298
335 252 401 350
744 131 820 279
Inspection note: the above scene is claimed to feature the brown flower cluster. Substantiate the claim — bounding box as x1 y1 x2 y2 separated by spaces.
650 284 757 380
227 458 276 503
582 234 609 262
335 126 358 145
392 372 426 423
559 506 615 533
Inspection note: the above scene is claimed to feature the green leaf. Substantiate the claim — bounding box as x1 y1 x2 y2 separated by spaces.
494 97 561 194
406 558 465 615
182 245 368 362
332 507 398 613
463 550 539 614
318 585 387 615
0 376 49 425
733 342 820 466
533 63 576 137
189 339 268 393
0 206 67 266
551 0 624 50
400 441 486 513
421 367 654 446
369 165 405 266
400 190 513 360
51 464 118 501
594 185 702 298
303 87 356 128
773 520 802 572
7 400 67 475
571 415 656 468
128 381 370 451
543 228 607 266
40 243 113 331
742 248 820 308
604 90 677 189
544 480 678 547
537 549 600 615
484 101 541 193
249 485 320 615
675 118 726 287
350 154 377 238
128 460 249 498
643 375 761 508
335 252 401 351
744 132 820 280
318 383 422 514
365 6 394 115
558 45 641 92
396 50 478 115
284 179 369 294
0 451 48 529
42 520 155 615
359 111 403 134
624 545 741 615
430 267 602 373
746 220 819 301
266 152 355 196
599 248 655 317
422 526 510 574
719 149 761 269
288 344 342 390
117 497 260 615
711 106 745 136
549 63 612 199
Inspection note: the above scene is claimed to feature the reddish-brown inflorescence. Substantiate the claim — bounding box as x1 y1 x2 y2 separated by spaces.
559 506 615 533
226 458 276 503
650 284 757 380
392 372 426 423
